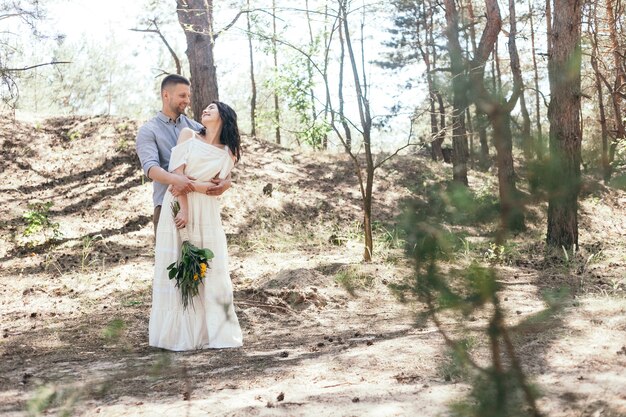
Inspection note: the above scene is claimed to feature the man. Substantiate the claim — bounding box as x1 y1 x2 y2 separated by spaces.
135 74 231 232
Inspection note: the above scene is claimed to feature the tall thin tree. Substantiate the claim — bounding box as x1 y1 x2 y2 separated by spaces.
528 0 544 159
465 0 490 169
246 0 257 137
546 0 583 250
589 3 610 182
468 0 526 231
589 0 611 182
272 0 282 144
443 0 470 185
604 0 625 168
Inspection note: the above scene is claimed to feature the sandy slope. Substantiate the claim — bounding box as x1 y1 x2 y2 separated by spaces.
0 116 625 416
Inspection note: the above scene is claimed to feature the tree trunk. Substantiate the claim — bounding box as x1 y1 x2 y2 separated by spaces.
528 0 544 159
417 6 443 161
519 91 532 159
443 0 469 185
322 3 331 150
272 0 281 144
340 0 374 262
494 39 502 95
546 0 552 55
476 111 490 170
437 93 446 159
176 0 219 120
337 14 352 153
547 0 583 250
418 0 444 161
589 2 610 183
507 0 532 160
363 142 374 262
468 0 525 232
489 109 524 231
246 0 257 137
605 0 625 168
429 89 444 161
466 0 490 170
305 0 318 132
593 59 610 184
466 106 475 169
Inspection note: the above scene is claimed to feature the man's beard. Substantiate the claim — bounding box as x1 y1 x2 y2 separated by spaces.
169 103 186 117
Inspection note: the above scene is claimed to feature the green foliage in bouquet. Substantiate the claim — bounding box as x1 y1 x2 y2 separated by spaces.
167 200 214 310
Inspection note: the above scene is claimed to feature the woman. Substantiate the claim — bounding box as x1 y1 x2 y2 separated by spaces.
149 101 243 351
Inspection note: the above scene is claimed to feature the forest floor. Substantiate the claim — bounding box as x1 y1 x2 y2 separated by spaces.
0 115 625 417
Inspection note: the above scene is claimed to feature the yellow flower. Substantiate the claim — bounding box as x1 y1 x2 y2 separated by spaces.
194 274 199 281
200 263 207 272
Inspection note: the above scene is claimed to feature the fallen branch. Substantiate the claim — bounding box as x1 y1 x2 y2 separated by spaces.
236 300 293 314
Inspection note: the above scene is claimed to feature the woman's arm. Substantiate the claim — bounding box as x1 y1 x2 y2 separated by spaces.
193 173 232 195
172 165 189 229
203 150 236 196
168 128 197 198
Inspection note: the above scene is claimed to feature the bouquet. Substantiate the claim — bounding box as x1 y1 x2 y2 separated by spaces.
166 200 214 310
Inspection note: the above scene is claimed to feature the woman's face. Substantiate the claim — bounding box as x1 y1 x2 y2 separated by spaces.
201 103 221 125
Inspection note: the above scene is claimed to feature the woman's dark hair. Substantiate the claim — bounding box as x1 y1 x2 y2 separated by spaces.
199 101 241 162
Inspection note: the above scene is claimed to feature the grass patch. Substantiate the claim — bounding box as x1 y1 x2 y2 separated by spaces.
609 173 626 191
334 265 375 296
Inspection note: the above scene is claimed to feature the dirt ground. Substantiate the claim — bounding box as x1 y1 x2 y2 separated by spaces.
0 115 625 417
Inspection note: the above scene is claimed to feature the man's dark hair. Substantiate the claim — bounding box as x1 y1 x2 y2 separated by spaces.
161 74 191 91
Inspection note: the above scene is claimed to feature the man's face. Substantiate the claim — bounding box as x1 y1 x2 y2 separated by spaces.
163 83 191 117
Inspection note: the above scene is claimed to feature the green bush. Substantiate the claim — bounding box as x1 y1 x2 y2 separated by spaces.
22 202 62 243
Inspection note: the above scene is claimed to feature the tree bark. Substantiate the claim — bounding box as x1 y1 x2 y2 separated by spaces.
466 0 490 170
340 0 374 262
305 0 318 132
488 108 524 231
466 106 475 169
436 92 447 157
176 0 219 120
508 0 532 160
246 0 257 137
443 0 469 185
547 0 583 250
272 0 281 144
468 0 525 232
528 0 544 159
588 3 611 184
591 45 610 184
589 0 610 182
546 0 552 56
337 15 352 153
494 39 502 95
417 0 444 161
429 90 444 161
322 3 332 150
605 0 624 168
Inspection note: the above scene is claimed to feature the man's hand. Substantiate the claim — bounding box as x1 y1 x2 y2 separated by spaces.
170 174 196 196
205 177 232 196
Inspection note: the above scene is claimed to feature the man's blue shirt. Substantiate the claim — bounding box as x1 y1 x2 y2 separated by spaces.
135 112 202 206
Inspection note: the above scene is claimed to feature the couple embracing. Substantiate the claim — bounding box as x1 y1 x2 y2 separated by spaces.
135 74 243 351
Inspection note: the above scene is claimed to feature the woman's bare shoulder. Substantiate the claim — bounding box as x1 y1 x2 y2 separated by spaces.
226 146 237 163
177 127 196 144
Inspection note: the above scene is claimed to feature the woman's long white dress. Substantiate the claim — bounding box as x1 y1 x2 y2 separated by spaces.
149 135 243 351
